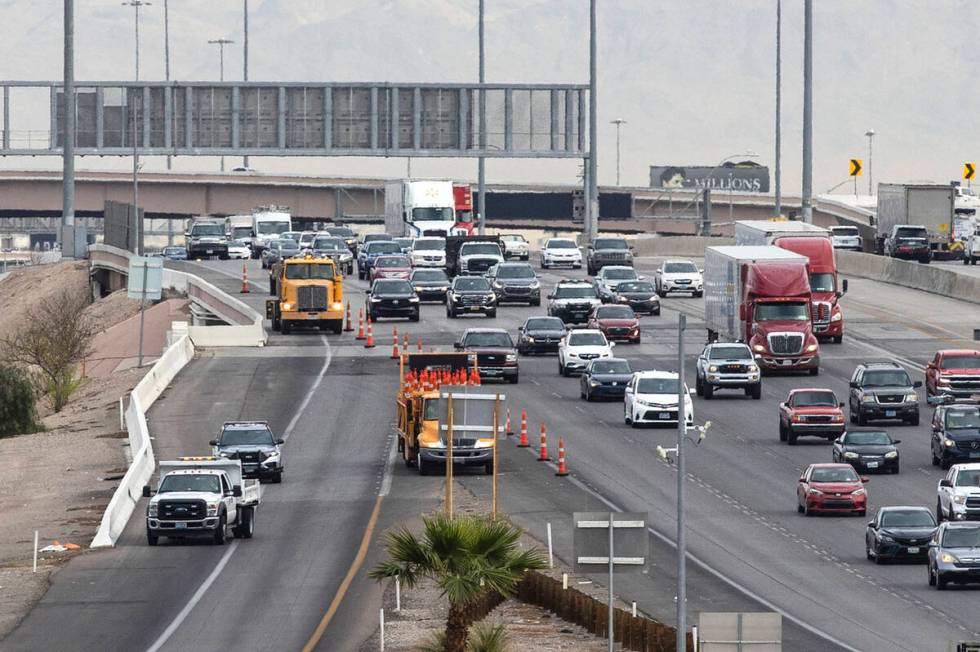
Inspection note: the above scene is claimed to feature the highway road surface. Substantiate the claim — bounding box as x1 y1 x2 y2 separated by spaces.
4 253 979 652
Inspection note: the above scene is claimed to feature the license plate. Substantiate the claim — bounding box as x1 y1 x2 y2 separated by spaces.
175 522 187 529
867 461 879 468
483 369 500 375
468 306 481 311
907 547 920 554
307 313 319 320
658 412 671 420
885 410 896 417
205 249 214 254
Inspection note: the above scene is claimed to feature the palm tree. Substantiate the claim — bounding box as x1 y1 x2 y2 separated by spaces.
369 513 547 652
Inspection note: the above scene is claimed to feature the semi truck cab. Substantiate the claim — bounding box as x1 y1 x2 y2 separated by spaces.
267 255 344 334
772 236 848 343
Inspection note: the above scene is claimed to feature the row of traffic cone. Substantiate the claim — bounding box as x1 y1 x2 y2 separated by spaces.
391 329 426 359
509 408 568 476
402 366 482 394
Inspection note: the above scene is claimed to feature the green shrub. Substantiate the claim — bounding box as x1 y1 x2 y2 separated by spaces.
0 365 41 437
421 623 509 652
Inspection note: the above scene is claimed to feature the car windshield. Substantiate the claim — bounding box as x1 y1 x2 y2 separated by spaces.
595 239 628 250
810 467 859 483
461 244 502 256
412 270 448 282
413 239 445 251
273 240 299 251
943 527 980 548
942 355 980 370
374 280 413 294
792 391 837 407
231 239 250 247
325 227 354 238
158 474 221 494
395 238 414 248
525 318 564 331
554 286 596 299
946 409 980 429
454 277 491 291
881 509 935 528
845 431 891 445
861 370 911 387
300 233 316 243
313 237 345 250
617 282 655 293
376 256 410 268
285 263 334 280
596 306 634 319
603 268 637 280
568 332 607 347
896 227 928 239
955 469 980 487
368 242 403 255
664 262 697 273
754 302 810 321
833 227 859 236
192 224 224 237
810 273 835 293
164 246 184 255
548 240 578 249
364 234 393 242
709 345 751 360
220 427 275 446
591 360 631 374
496 266 535 279
501 235 526 242
257 221 290 235
637 377 679 394
412 207 454 221
230 226 252 239
464 332 513 348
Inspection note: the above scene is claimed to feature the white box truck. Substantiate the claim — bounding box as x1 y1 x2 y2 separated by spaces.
384 180 457 238
250 206 292 259
225 214 254 245
874 183 955 259
734 220 829 245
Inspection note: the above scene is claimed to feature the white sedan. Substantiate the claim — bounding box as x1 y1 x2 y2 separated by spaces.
655 260 703 297
541 238 583 269
624 370 695 428
228 239 251 260
558 329 614 376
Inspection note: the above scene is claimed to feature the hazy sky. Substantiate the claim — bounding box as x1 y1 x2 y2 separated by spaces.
0 0 974 194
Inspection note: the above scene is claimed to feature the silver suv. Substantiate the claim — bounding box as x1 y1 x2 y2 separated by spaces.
695 342 762 399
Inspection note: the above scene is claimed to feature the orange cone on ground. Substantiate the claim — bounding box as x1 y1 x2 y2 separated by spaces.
344 301 354 331
555 437 569 476
469 365 481 386
364 317 375 348
517 409 530 447
355 309 366 340
505 409 514 437
391 327 401 359
240 263 251 293
537 423 550 461
403 333 409 352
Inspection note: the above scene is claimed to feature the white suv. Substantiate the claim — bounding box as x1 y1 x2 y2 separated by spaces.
558 329 614 376
937 463 980 522
410 237 447 268
541 238 583 269
655 259 703 297
624 370 695 428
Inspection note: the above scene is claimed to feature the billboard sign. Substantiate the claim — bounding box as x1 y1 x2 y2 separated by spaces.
650 162 770 193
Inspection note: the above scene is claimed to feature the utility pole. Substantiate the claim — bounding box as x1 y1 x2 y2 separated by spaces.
477 0 486 235
675 313 687 652
62 0 76 257
164 0 171 173
123 0 150 255
611 118 625 186
209 38 234 172
587 0 598 241
243 0 250 170
774 0 782 219
865 129 875 195
801 0 813 223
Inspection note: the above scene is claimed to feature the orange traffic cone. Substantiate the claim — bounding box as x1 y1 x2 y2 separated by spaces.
355 309 365 340
365 317 375 348
403 333 409 352
555 437 569 476
469 365 481 386
417 338 423 353
505 409 514 437
344 301 354 331
240 263 251 293
517 409 529 447
537 423 550 461
391 327 401 359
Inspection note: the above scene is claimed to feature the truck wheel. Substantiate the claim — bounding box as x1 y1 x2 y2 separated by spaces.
932 448 941 466
269 279 276 296
272 471 283 484
281 320 292 335
787 428 798 446
695 375 703 396
331 320 343 334
858 412 867 427
508 373 519 384
411 310 420 322
147 531 159 546
779 420 787 442
941 458 951 470
751 384 762 400
417 451 430 476
908 413 920 426
487 309 497 319
213 514 227 545
809 367 819 376
832 335 843 344
484 460 494 475
531 298 541 307
234 507 254 539
937 499 945 523
703 384 714 399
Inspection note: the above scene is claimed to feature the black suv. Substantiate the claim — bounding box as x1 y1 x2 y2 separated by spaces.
586 237 633 275
516 316 566 355
185 219 229 260
547 280 601 324
367 279 421 321
487 262 541 305
931 402 980 469
446 276 497 318
210 421 284 483
848 361 922 426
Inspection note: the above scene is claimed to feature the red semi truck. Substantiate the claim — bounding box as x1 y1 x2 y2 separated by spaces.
452 184 476 235
704 246 820 375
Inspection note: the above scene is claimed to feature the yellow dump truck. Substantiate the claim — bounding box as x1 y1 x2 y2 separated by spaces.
396 353 505 476
266 254 344 334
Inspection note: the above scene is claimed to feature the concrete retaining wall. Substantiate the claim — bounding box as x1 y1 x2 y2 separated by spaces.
629 235 734 257
837 251 980 305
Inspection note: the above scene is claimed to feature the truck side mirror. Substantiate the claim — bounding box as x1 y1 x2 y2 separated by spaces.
913 381 923 389
232 485 243 497
839 402 845 408
849 381 858 388
209 439 219 446
454 342 462 350
276 438 285 445
840 279 849 294
142 485 152 498
940 479 952 488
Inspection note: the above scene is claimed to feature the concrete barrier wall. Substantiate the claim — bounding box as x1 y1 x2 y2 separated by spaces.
837 251 980 305
629 235 734 257
91 334 195 548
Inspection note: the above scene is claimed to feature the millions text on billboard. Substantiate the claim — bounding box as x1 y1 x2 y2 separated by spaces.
649 162 770 193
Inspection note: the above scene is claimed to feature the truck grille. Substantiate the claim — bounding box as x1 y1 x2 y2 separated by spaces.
579 353 600 360
466 258 497 273
504 286 531 294
721 364 746 372
597 252 628 262
297 286 328 311
967 496 980 509
768 333 804 355
460 294 488 306
812 301 832 325
945 375 980 392
477 353 506 365
158 499 207 521
955 440 980 451
876 395 903 404
237 450 262 464
802 415 833 423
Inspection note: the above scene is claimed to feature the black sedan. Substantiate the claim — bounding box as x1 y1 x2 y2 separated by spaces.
865 506 937 564
366 279 420 322
607 280 660 316
832 430 901 474
580 358 633 401
410 268 451 303
516 316 566 355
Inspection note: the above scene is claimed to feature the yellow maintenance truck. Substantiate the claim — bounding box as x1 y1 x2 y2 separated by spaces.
396 353 505 476
266 254 344 334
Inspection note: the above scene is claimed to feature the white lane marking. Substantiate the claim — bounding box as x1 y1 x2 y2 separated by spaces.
380 432 398 497
145 335 332 652
145 540 240 652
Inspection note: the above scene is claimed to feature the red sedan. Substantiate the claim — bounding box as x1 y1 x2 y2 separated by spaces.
797 463 868 516
370 255 412 281
587 305 641 344
925 349 980 399
778 388 845 445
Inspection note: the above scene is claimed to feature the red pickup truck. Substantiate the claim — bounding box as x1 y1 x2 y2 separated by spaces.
778 388 846 445
926 350 980 399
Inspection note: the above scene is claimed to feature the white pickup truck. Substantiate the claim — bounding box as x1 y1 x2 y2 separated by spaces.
142 459 260 546
937 463 980 523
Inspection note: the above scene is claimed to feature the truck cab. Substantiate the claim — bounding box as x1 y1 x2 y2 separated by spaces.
266 255 344 334
772 236 848 343
185 219 229 260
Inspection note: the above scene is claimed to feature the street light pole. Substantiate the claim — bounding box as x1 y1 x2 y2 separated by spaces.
801 0 813 223
865 129 875 195
163 0 171 173
587 0 599 241
209 38 235 172
675 313 687 652
62 0 76 256
610 118 626 186
123 0 150 255
774 0 782 218
477 0 486 235
243 0 250 170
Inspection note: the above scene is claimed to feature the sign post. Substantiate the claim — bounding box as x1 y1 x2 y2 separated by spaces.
964 162 976 189
849 158 863 198
127 256 163 368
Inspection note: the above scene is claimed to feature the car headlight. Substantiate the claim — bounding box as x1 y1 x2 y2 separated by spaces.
424 440 445 449
206 502 220 517
409 296 420 302
331 302 344 310
505 353 517 362
370 297 382 303
492 281 503 289
708 365 718 373
281 302 294 311
262 453 280 466
753 344 765 352
941 552 959 563
904 393 918 403
567 352 579 358
589 380 599 387
884 451 898 459
474 439 495 449
945 438 956 447
861 395 875 403
844 452 859 459
528 280 540 289
830 311 843 322
953 495 966 504
808 488 823 496
747 364 759 372
148 503 158 517
525 336 535 343
806 344 818 352
852 488 866 496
